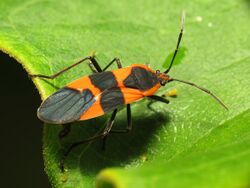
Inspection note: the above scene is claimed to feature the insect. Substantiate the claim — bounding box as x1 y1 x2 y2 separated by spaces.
31 13 227 171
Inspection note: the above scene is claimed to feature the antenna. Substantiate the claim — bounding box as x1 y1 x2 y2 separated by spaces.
169 78 228 110
164 12 185 74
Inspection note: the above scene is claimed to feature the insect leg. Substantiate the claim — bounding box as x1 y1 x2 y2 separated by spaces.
109 104 132 134
111 104 132 133
102 105 132 150
88 62 99 73
60 109 118 172
147 95 170 112
58 124 72 140
30 56 102 79
101 58 123 148
147 95 170 104
102 58 122 71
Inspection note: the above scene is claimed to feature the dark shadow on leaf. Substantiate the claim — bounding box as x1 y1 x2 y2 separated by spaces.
34 78 61 90
56 103 170 176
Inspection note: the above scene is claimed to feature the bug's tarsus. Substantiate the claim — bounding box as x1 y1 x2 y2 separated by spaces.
169 78 228 110
98 104 133 151
109 104 133 134
164 12 185 74
102 104 132 149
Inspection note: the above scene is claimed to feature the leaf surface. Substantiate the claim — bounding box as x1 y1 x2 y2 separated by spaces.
0 0 250 187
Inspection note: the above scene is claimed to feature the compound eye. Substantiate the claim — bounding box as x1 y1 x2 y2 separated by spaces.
159 79 166 86
156 70 160 75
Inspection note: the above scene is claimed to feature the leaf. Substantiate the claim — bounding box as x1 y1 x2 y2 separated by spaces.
1 0 250 188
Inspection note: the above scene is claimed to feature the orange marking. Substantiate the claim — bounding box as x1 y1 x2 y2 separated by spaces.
67 76 100 95
80 95 104 120
80 87 144 120
143 83 161 96
112 66 133 87
121 88 144 104
67 75 105 120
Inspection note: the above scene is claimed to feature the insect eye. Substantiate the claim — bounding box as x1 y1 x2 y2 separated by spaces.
159 79 166 86
156 70 160 75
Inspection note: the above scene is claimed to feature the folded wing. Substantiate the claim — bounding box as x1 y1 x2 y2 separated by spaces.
37 87 95 124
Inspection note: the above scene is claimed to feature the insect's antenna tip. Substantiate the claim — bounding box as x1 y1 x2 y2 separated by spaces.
164 12 185 74
221 102 229 111
181 11 185 31
211 95 228 111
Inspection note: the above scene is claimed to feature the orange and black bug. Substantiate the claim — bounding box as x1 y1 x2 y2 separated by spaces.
31 13 227 171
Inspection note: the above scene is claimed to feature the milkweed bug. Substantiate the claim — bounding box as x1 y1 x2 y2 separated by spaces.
31 13 228 171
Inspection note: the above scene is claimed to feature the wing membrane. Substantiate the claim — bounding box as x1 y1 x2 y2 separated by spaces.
37 87 95 124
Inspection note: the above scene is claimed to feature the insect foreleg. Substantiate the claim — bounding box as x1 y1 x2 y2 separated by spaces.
147 95 170 104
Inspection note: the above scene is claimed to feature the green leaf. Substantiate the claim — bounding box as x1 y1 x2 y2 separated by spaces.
1 0 250 188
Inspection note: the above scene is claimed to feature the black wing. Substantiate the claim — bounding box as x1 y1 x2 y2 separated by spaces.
37 87 95 124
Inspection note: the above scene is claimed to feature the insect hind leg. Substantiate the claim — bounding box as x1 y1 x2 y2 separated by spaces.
58 124 72 140
59 109 118 172
30 55 102 79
